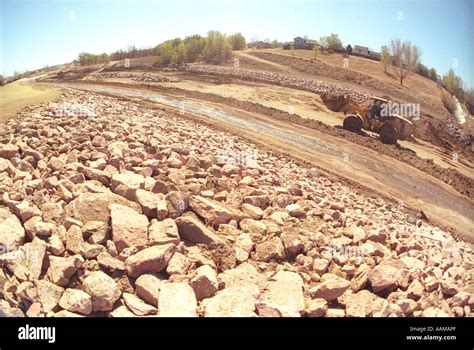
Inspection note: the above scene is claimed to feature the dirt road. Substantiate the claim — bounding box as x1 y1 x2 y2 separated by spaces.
46 82 474 240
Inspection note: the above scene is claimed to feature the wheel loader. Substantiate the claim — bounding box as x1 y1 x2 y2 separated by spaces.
321 93 415 144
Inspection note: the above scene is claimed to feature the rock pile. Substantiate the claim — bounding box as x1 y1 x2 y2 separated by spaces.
97 72 172 83
183 64 370 103
0 90 472 317
447 117 471 146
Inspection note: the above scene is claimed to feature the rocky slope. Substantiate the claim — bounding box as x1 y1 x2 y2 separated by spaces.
0 90 472 317
183 63 371 103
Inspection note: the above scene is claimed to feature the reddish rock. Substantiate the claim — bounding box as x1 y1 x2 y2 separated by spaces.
149 218 180 246
110 204 149 253
59 288 92 315
125 244 176 278
368 260 407 294
190 265 218 301
82 271 122 312
135 274 161 306
175 215 224 247
310 274 350 301
123 292 157 316
254 237 285 262
47 254 84 286
189 195 245 225
111 173 145 200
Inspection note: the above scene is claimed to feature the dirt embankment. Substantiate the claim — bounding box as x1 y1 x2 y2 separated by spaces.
248 52 452 118
182 64 371 103
179 60 472 159
414 117 472 156
104 81 473 200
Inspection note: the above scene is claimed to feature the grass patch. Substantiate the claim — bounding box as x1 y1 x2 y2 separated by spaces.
0 81 63 124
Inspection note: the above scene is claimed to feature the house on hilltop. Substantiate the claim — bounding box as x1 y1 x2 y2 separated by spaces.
353 45 369 56
352 45 381 61
294 37 317 50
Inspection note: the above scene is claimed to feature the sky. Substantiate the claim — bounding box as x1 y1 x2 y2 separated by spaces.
1 0 473 88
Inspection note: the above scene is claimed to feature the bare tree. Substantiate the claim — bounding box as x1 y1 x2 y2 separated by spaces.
250 34 259 44
390 39 421 86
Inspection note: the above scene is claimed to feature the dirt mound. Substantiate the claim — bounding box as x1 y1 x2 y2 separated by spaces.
414 117 473 158
44 66 97 81
320 93 356 112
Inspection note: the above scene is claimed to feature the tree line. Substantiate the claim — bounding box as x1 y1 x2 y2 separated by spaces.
75 31 246 67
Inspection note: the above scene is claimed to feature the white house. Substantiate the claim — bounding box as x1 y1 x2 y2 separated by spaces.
353 45 369 56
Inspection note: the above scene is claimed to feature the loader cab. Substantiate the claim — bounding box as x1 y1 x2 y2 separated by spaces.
368 97 389 121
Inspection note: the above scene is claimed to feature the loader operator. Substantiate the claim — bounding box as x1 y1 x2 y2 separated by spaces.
368 99 388 122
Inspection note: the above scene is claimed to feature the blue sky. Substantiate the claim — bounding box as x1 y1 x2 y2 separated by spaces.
1 0 473 88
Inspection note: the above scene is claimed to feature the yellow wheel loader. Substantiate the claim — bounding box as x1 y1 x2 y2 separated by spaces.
321 94 415 145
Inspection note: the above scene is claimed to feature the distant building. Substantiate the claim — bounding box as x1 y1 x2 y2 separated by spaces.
353 45 369 56
352 45 381 61
283 42 293 50
368 51 381 59
294 37 317 50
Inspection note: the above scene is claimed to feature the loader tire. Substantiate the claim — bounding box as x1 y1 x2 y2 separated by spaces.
343 115 362 133
379 125 399 144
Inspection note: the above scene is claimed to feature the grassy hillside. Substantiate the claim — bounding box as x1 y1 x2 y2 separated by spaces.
0 81 63 124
